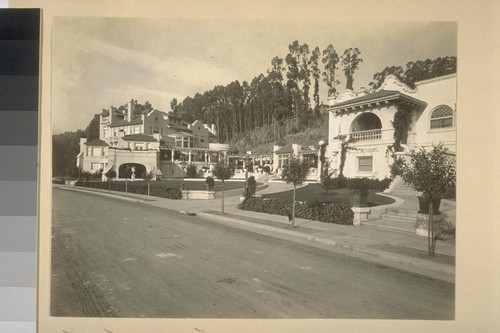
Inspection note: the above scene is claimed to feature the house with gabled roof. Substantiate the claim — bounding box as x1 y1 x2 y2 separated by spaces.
326 74 456 179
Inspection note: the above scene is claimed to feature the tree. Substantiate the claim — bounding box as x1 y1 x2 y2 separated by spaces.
142 169 156 200
310 47 321 110
212 160 234 214
84 115 100 142
399 146 456 256
341 48 363 90
122 165 132 195
170 97 179 115
320 162 337 195
369 65 404 90
335 135 357 177
281 156 310 228
322 44 340 96
104 168 116 192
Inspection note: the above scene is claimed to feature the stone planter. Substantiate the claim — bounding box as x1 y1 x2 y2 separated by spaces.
350 193 369 207
417 195 441 214
415 213 442 236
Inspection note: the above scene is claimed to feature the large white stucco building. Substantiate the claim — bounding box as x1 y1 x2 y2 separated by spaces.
76 100 230 179
326 74 456 179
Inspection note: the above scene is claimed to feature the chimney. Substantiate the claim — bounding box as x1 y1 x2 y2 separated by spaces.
292 143 301 156
127 99 133 122
211 124 216 135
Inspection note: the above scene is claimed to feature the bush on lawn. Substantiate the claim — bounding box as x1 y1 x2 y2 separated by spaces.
186 164 198 178
329 176 391 192
238 197 353 225
75 181 182 200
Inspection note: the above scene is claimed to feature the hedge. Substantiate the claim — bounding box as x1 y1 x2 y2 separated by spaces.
333 176 392 191
238 197 354 225
75 181 182 200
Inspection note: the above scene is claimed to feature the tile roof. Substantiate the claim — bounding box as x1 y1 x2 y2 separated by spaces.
122 134 158 142
167 131 196 138
275 144 293 154
84 139 109 147
109 117 143 127
332 90 400 108
330 89 427 112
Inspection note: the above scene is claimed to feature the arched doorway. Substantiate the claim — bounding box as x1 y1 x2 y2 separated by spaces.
119 163 146 179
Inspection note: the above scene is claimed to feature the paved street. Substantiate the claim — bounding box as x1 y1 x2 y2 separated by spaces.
51 187 454 319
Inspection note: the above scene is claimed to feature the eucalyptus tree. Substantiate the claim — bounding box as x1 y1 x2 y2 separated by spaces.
310 46 322 110
341 48 363 90
322 44 340 97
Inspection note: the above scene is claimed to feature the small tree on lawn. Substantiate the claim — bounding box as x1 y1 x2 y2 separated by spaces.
400 145 456 257
320 162 337 195
212 160 234 214
142 169 156 200
281 156 310 228
105 168 116 192
122 166 132 195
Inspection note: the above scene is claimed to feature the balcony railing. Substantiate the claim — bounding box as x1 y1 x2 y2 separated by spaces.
351 129 382 142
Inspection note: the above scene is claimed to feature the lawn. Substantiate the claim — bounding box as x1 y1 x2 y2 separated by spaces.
263 183 396 207
109 179 248 192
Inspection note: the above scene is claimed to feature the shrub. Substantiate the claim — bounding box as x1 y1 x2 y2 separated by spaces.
205 176 215 186
238 197 353 225
186 164 198 178
263 165 271 174
390 158 404 178
244 176 257 199
348 177 371 195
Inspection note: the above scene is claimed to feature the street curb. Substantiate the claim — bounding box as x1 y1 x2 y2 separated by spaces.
196 212 455 283
54 185 150 203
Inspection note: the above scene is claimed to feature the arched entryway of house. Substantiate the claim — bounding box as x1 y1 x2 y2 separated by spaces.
350 113 382 141
118 163 146 179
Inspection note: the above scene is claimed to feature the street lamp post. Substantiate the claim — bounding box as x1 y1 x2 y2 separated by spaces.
180 158 187 190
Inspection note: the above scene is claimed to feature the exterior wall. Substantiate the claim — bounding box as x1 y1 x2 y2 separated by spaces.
109 149 158 178
189 120 216 149
411 75 457 152
327 74 456 179
142 110 170 138
328 106 397 179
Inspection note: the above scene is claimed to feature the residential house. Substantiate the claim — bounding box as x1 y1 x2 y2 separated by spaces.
326 74 456 179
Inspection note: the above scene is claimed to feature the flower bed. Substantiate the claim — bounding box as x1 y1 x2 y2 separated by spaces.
238 197 353 225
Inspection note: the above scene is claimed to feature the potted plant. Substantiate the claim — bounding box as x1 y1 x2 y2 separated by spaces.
205 176 215 191
399 145 456 256
349 177 370 207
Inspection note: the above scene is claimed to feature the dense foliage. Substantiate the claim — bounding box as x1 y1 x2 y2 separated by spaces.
369 56 456 89
238 197 353 225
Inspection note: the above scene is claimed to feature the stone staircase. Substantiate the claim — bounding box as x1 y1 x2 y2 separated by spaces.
389 176 420 196
363 177 419 234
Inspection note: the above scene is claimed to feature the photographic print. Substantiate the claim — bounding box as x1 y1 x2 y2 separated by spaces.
50 16 457 320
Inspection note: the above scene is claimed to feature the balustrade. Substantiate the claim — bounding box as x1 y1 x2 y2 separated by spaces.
351 129 382 142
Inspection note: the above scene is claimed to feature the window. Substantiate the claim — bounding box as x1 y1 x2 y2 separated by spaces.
91 162 101 170
358 156 373 172
430 105 454 129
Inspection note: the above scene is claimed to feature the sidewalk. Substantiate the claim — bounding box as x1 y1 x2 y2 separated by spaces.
55 182 455 283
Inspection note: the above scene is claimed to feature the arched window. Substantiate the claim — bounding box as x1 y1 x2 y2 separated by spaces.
430 105 454 129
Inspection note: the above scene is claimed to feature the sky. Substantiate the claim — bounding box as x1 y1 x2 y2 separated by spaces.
52 18 457 134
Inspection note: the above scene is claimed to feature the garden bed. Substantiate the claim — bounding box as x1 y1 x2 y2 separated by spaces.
263 183 396 207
